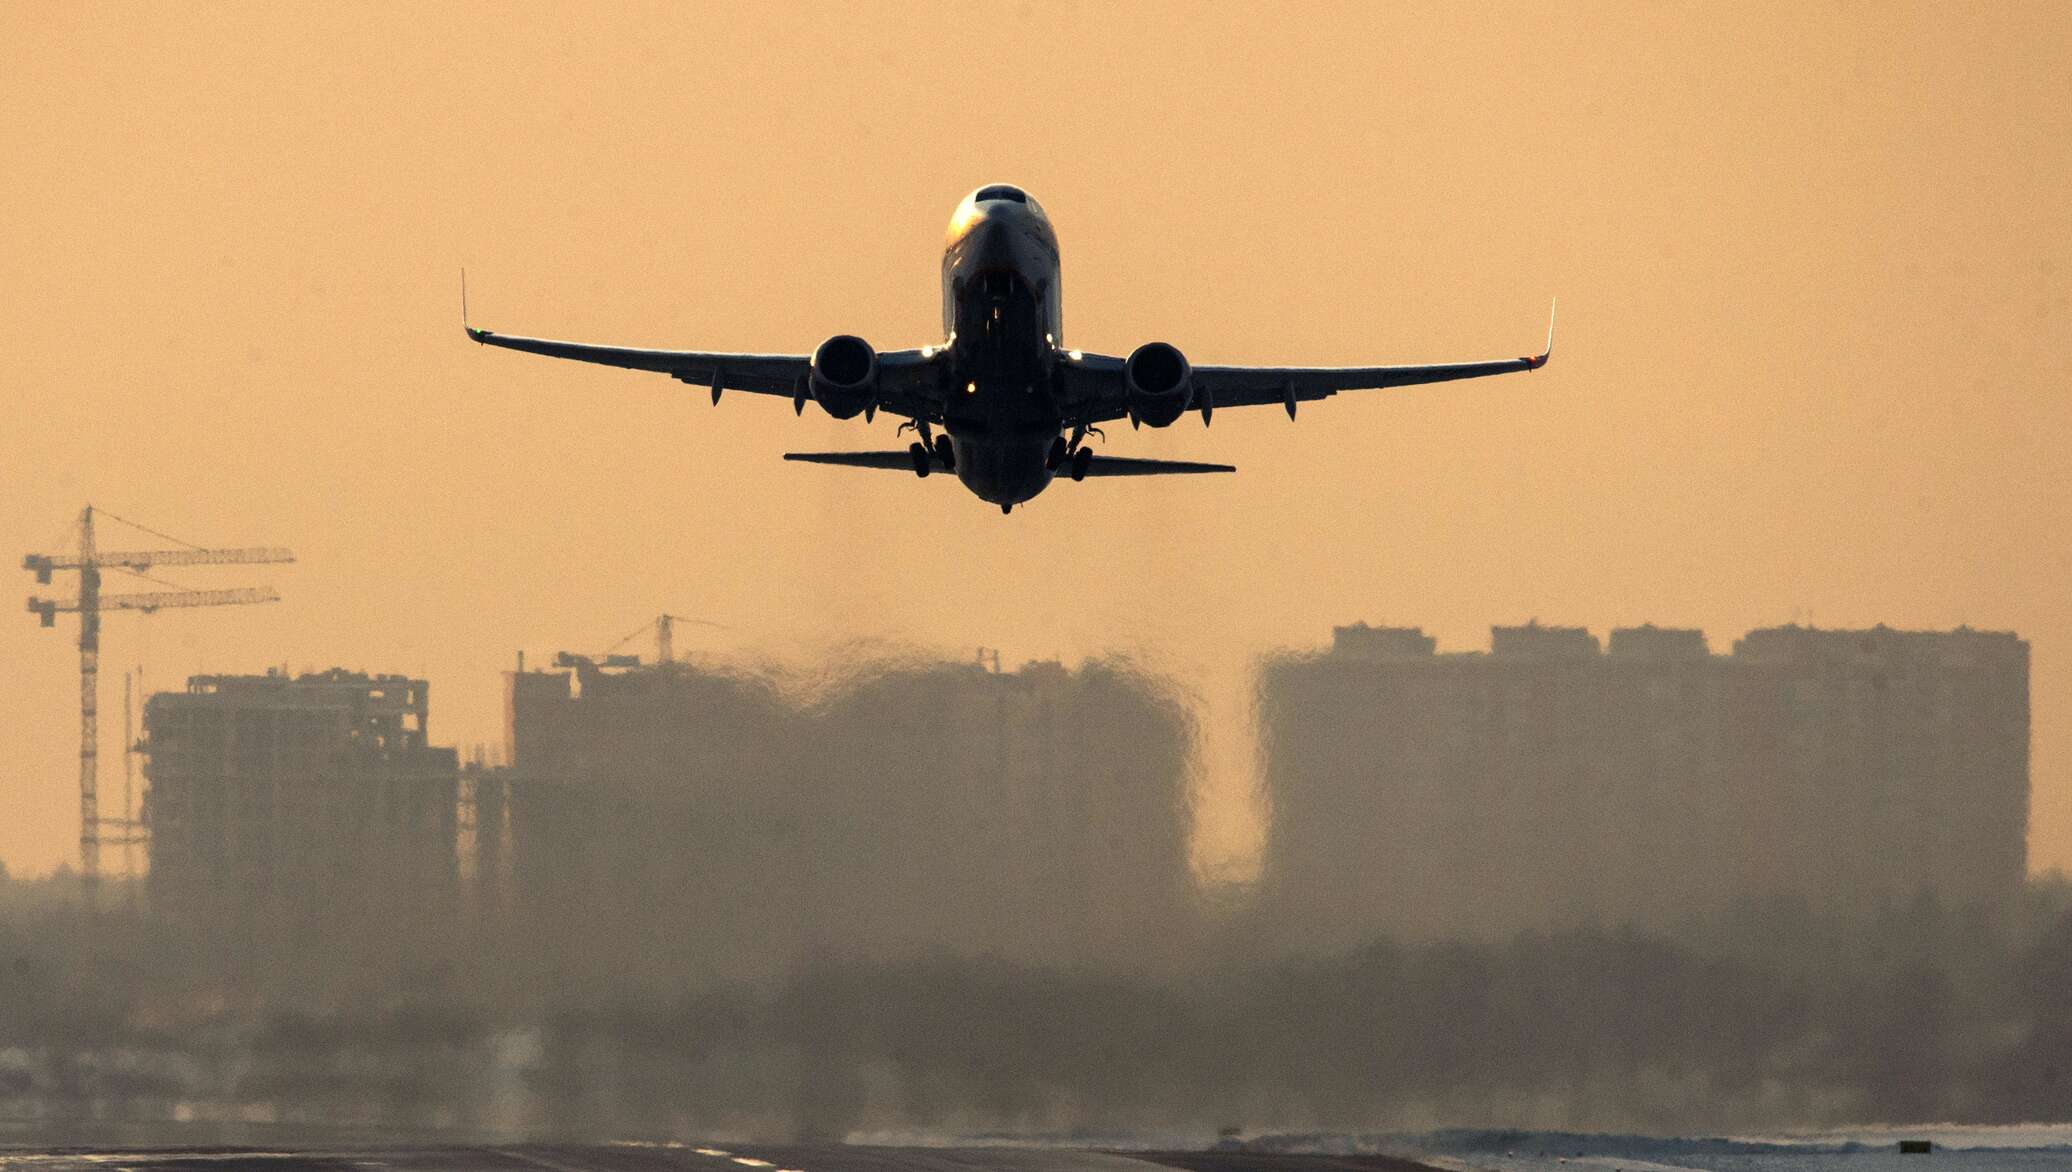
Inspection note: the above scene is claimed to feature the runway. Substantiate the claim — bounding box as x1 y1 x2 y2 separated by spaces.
0 1144 1439 1172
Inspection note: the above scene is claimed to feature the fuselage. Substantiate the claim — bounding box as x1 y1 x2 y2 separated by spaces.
938 185 1068 507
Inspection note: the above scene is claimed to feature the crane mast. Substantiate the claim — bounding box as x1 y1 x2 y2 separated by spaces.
123 669 136 904
22 505 293 906
78 509 99 897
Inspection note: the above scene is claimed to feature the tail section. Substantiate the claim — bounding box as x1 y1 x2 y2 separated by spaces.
1075 455 1235 476
782 451 917 471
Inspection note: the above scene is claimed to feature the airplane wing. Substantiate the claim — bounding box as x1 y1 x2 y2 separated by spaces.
1061 302 1554 423
464 305 945 419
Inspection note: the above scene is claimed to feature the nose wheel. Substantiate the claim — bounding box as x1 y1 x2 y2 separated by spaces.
908 442 931 478
933 434 956 472
1069 445 1093 482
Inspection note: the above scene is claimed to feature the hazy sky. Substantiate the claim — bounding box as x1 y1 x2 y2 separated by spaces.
3 3 2068 881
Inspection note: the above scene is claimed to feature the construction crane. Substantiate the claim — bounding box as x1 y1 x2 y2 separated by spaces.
553 612 725 671
655 612 724 663
23 505 293 905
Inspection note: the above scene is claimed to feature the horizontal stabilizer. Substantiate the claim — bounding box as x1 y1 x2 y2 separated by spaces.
783 451 1236 477
783 451 918 470
1078 455 1236 476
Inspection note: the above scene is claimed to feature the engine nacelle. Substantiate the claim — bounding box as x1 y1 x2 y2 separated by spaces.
1124 341 1193 428
811 334 878 420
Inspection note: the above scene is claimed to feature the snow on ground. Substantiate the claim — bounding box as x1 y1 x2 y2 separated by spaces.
1401 1125 2072 1172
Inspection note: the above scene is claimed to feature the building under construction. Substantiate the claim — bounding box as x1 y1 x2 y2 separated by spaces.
490 650 1197 990
142 669 459 967
22 504 292 903
1257 622 2031 951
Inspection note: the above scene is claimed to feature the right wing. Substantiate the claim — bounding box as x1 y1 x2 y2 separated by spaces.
1059 301 1554 423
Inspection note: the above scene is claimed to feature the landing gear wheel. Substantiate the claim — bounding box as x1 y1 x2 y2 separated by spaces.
1045 435 1068 470
933 434 957 472
1069 446 1093 482
908 441 931 478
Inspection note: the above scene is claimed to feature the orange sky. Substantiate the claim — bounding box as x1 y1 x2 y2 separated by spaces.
3 3 2069 882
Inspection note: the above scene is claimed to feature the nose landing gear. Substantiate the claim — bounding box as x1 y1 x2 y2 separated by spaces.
907 442 932 478
1069 445 1093 482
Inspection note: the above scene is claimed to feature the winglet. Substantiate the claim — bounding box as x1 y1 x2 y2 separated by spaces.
461 269 489 342
1524 297 1556 369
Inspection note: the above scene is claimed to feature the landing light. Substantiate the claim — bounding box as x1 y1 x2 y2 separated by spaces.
965 381 978 395
1068 349 1083 361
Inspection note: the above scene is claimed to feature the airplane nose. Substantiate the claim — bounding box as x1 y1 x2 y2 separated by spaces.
960 216 1019 267
971 203 1025 233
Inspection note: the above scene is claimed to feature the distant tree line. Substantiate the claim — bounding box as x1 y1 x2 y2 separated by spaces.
5 871 2072 1140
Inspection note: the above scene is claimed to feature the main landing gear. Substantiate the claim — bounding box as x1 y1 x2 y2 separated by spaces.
1057 425 1100 482
900 423 955 478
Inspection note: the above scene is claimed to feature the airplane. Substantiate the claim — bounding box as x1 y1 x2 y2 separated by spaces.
464 184 1553 514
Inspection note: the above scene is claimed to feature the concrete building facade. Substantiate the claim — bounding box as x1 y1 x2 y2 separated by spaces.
142 669 459 959
497 653 1197 989
1258 623 2029 951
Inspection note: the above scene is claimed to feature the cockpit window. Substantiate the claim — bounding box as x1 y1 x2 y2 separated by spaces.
974 184 1027 204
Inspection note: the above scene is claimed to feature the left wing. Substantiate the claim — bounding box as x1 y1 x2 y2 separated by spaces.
469 326 800 392
463 286 944 419
1061 301 1554 423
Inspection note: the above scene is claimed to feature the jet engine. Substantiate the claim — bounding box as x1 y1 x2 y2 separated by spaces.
810 334 878 420
1124 341 1193 428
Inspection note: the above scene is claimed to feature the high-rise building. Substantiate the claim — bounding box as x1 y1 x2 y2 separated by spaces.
499 653 1196 989
142 669 459 958
1257 623 2028 951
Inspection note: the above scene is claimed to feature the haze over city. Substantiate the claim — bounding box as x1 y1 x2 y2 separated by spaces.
6 4 2072 1161
7 4 2069 882
1 3 2067 871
